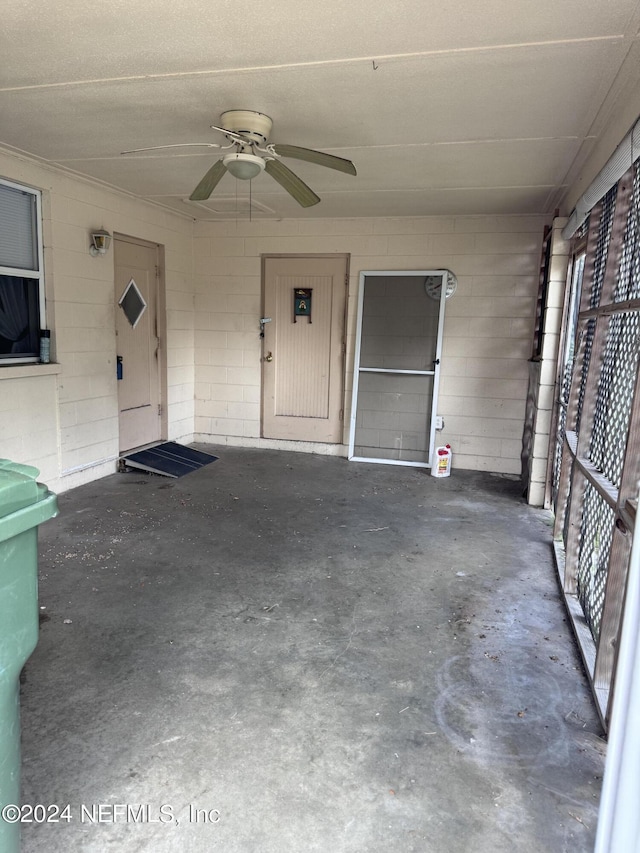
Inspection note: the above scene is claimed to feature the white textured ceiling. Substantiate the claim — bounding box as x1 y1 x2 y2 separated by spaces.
2 0 640 220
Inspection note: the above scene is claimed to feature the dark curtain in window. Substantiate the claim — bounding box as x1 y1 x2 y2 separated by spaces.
0 276 38 355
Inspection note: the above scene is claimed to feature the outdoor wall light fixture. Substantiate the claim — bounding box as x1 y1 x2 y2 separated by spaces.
89 229 112 256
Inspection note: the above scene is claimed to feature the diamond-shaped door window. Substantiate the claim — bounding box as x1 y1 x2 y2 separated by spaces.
118 278 147 328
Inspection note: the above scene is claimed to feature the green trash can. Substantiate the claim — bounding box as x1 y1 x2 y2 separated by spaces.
0 460 58 853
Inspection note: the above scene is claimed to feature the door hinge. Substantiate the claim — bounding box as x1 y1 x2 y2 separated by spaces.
339 408 344 421
158 404 162 417
345 274 349 287
155 265 161 279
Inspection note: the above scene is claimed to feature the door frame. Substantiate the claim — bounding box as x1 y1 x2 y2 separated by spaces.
114 233 168 451
260 253 349 443
348 269 448 468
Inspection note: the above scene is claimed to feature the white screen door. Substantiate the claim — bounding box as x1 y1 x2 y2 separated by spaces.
348 270 448 468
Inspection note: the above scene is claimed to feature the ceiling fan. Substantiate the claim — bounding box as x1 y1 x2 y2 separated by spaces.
122 110 357 208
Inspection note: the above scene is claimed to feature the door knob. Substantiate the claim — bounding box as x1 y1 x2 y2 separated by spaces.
265 352 273 362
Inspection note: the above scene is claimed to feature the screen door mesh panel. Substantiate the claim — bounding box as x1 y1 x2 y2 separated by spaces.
575 319 596 436
552 254 586 509
590 185 617 309
613 162 640 303
552 361 573 504
552 168 640 726
577 482 616 644
359 277 439 371
562 455 578 549
589 311 640 488
353 372 433 463
576 217 590 241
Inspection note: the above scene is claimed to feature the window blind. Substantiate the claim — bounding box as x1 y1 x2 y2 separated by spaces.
0 182 38 271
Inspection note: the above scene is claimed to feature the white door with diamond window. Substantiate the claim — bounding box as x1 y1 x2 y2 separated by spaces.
114 235 162 452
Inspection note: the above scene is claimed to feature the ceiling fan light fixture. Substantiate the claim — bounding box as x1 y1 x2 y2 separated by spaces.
223 153 265 180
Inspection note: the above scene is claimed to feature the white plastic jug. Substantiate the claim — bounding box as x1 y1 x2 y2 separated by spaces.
431 444 452 477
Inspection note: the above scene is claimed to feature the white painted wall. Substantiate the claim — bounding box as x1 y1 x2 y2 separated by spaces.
0 148 551 484
193 215 546 474
0 149 194 493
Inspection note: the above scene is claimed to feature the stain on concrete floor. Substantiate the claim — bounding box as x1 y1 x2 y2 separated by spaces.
20 447 604 852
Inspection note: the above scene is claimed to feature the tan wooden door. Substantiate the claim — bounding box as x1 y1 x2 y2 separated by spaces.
114 236 161 452
262 255 348 442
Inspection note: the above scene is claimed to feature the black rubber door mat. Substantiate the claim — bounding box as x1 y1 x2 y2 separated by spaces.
121 442 218 478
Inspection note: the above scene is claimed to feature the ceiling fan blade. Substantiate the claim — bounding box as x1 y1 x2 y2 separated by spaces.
189 160 227 201
121 143 221 154
271 144 356 176
264 160 320 207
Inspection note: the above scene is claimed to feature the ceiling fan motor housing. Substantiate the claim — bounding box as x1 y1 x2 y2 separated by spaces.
220 110 273 145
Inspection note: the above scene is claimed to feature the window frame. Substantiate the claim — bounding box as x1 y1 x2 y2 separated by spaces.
0 176 45 365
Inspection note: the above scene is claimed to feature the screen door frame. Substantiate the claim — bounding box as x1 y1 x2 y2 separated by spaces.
348 269 448 468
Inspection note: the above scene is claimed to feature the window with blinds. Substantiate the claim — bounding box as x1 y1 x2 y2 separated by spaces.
0 178 44 363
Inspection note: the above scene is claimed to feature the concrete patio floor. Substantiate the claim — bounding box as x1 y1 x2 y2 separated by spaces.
19 446 604 852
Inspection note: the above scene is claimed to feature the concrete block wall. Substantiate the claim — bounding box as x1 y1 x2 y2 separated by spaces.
193 214 546 474
0 144 548 485
0 366 61 484
527 217 570 506
0 149 194 492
